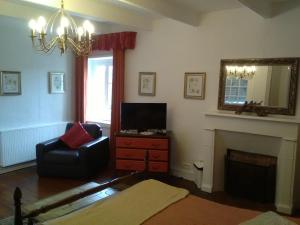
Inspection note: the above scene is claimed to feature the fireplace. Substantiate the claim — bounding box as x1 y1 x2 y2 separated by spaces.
202 112 300 214
225 149 277 203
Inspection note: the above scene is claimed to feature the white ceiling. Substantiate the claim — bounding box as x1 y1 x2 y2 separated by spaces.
1 0 300 30
165 0 243 13
99 0 243 16
98 0 300 19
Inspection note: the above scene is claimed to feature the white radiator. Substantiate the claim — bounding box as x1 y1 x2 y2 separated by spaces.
0 122 68 167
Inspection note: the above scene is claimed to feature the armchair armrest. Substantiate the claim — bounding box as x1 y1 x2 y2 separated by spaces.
79 136 109 149
36 137 66 162
78 136 110 170
36 137 64 174
36 137 62 152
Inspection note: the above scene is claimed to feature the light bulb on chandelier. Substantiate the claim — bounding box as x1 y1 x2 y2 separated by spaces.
28 0 95 56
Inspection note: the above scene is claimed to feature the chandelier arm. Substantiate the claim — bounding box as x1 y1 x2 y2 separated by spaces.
67 15 78 34
31 40 55 54
67 37 81 51
30 36 49 52
39 41 58 54
40 36 59 52
67 37 91 56
45 9 62 36
67 43 81 56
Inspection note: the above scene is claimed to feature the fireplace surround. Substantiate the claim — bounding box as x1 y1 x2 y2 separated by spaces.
202 112 300 215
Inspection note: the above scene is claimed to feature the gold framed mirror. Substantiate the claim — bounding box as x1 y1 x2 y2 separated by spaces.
218 58 299 115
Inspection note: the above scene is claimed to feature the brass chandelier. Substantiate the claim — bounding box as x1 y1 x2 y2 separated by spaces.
28 0 95 56
226 65 256 80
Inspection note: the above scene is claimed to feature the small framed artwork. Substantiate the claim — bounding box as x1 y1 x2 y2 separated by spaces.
49 72 65 94
184 72 206 99
138 72 156 96
0 71 21 95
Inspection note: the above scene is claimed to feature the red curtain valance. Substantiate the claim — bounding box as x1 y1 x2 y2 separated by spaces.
92 32 137 51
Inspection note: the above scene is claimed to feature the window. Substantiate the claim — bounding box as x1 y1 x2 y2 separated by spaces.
225 78 248 104
86 56 113 124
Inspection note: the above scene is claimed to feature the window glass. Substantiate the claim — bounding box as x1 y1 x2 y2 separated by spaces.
225 78 248 104
86 56 113 124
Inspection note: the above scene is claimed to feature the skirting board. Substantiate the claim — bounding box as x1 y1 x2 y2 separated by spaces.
171 167 195 181
275 203 293 215
171 167 212 193
0 161 35 174
201 183 212 193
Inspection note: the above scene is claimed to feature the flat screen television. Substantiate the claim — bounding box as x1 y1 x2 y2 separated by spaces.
121 103 167 132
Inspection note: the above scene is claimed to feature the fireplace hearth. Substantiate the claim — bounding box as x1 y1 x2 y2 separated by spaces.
225 149 277 203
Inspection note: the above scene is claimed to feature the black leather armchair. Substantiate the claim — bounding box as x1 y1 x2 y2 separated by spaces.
36 123 109 178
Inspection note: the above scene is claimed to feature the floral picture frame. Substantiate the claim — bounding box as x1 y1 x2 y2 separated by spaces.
0 71 21 96
184 72 206 99
49 72 65 94
138 72 156 96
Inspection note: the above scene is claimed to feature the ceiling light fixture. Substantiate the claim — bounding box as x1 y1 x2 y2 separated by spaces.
28 0 95 56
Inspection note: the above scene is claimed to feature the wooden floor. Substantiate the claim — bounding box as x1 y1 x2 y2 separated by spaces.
0 166 115 219
0 166 297 220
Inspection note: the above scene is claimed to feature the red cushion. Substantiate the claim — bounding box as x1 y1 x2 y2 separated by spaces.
60 123 94 149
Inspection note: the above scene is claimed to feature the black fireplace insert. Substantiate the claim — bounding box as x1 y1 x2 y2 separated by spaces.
225 149 277 203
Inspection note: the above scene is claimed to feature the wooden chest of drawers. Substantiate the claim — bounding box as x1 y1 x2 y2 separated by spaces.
115 134 170 173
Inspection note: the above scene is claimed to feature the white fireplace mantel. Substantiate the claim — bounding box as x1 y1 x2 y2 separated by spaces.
205 112 300 124
205 112 300 140
202 112 300 215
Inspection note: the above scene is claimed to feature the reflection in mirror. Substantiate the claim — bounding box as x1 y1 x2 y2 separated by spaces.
225 65 291 107
218 58 299 115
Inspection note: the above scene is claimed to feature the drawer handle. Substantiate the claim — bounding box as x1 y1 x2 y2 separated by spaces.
125 154 132 157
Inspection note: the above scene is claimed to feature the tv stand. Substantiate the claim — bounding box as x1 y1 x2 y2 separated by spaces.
115 132 170 173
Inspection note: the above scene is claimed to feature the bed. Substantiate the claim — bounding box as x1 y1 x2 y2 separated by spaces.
12 173 300 225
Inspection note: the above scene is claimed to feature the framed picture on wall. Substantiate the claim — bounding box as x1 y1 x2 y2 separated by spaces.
0 71 21 95
49 72 65 94
138 72 156 96
184 72 206 100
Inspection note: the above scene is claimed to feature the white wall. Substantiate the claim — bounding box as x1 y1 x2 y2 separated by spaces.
124 7 300 178
0 15 75 130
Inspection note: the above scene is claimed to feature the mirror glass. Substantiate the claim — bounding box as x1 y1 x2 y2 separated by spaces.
225 65 291 107
218 58 299 115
